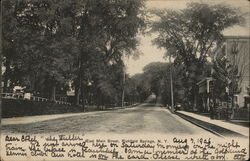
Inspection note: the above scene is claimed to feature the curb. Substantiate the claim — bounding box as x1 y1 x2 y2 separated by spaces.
175 111 247 138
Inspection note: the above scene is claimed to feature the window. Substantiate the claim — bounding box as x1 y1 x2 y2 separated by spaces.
233 95 239 107
244 96 250 108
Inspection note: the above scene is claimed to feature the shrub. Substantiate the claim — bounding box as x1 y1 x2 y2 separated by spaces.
2 99 83 118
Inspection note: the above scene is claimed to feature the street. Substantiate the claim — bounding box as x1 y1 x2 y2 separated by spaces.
2 104 217 137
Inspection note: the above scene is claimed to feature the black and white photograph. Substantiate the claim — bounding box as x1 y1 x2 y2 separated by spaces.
0 0 249 160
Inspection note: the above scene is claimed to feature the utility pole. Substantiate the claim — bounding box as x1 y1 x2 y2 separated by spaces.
121 71 125 107
169 56 174 113
121 53 126 108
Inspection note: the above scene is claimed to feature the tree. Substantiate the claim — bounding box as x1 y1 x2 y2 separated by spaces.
150 2 244 108
2 0 19 92
129 62 185 105
2 0 81 100
73 0 146 107
2 0 79 100
143 62 169 99
130 73 151 103
2 0 146 108
0 0 3 119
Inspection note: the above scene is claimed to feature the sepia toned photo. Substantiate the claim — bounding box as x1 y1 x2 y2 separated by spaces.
0 0 249 160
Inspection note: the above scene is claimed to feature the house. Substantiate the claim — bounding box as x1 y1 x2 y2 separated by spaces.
197 77 213 112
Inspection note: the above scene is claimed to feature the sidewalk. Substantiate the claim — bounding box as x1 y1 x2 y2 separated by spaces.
176 110 249 138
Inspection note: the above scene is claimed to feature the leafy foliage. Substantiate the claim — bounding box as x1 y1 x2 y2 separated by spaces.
149 2 244 108
129 62 186 105
2 0 145 106
150 2 244 65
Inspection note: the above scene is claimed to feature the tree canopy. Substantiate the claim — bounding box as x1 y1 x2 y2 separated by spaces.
149 2 245 108
2 0 146 107
150 2 244 65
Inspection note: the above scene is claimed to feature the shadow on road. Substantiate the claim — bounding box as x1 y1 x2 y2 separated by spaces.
139 103 163 107
140 103 156 107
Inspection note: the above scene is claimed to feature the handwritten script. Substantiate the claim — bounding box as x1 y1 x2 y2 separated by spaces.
1 134 249 160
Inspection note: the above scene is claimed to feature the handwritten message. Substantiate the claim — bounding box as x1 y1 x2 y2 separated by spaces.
1 134 249 160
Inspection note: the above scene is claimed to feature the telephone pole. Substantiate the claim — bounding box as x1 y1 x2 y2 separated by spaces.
169 56 174 112
121 68 125 108
121 53 126 108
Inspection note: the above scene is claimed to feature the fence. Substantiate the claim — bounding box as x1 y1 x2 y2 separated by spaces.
1 93 71 105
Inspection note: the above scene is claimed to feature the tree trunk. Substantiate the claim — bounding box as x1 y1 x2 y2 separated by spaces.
193 85 198 111
75 85 80 106
75 55 82 106
50 85 56 102
229 94 234 120
81 84 85 111
3 59 10 92
0 12 3 119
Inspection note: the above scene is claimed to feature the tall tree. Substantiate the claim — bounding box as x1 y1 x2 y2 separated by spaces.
2 0 81 100
150 2 244 107
2 0 146 108
74 0 146 107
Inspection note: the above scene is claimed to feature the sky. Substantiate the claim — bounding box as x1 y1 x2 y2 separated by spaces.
126 0 250 76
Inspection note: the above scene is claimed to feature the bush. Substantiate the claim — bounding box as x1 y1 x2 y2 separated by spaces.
233 108 249 120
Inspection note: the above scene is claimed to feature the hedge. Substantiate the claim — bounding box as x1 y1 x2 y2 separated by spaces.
2 99 83 118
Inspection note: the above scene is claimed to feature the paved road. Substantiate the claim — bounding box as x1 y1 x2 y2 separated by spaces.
1 104 217 136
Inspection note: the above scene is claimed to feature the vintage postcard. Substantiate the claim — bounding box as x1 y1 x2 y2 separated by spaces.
0 0 249 160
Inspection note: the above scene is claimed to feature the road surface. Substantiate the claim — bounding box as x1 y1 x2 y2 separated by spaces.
2 104 217 136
